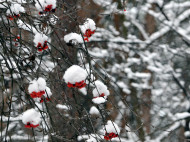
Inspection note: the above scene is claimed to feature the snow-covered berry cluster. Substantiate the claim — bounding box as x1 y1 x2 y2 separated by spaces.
35 0 56 15
63 65 87 89
33 33 49 52
6 4 25 20
79 18 96 42
64 18 96 46
28 77 52 103
92 80 110 104
28 77 46 98
22 108 41 128
103 120 120 140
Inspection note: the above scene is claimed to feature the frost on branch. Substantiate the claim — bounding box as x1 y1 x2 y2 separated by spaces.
35 0 56 15
64 33 83 46
28 77 46 98
103 120 120 140
79 18 96 42
63 65 87 89
6 3 25 20
92 80 110 104
33 33 49 52
22 109 41 128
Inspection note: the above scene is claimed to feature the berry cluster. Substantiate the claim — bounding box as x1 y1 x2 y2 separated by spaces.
83 29 95 42
25 122 39 128
104 132 118 140
36 41 48 51
8 14 20 20
67 80 86 89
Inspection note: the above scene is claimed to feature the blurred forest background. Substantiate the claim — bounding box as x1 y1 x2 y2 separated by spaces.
1 0 190 142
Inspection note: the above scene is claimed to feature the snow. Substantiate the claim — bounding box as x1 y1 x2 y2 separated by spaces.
64 33 83 45
89 106 100 115
147 0 163 6
85 68 96 84
92 80 110 98
86 137 99 142
79 18 96 34
17 20 38 34
92 0 112 7
40 60 57 72
44 87 52 98
37 77 47 91
174 112 190 120
63 65 88 84
88 48 108 58
79 88 87 95
104 120 120 134
4 135 48 141
22 109 41 125
28 80 39 93
15 0 27 3
184 131 190 137
49 15 58 25
154 122 181 142
117 81 130 94
78 134 101 142
0 0 7 8
164 1 190 9
147 65 162 73
6 3 25 15
92 97 107 104
56 104 69 110
35 0 45 11
28 77 47 93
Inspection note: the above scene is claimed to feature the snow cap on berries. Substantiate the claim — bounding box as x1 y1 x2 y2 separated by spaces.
28 77 47 98
6 3 25 15
103 120 120 140
28 80 39 93
63 65 87 84
79 18 96 34
22 108 41 128
28 77 46 93
92 80 109 104
64 33 83 45
93 80 110 98
104 120 120 134
33 33 49 51
34 33 48 47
